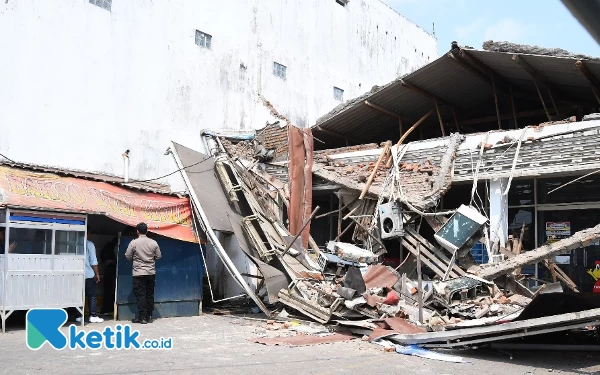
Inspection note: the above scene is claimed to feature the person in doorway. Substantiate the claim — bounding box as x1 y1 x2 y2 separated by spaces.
100 237 118 315
77 234 104 323
125 223 161 324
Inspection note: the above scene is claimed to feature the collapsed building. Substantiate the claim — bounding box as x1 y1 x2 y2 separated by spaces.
173 42 600 348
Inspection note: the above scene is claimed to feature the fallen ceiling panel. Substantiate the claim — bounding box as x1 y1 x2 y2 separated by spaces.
170 141 271 316
171 142 234 233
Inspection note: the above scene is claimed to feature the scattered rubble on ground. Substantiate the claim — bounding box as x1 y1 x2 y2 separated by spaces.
185 124 600 360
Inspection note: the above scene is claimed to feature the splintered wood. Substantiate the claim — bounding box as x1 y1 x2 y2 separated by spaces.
476 222 600 280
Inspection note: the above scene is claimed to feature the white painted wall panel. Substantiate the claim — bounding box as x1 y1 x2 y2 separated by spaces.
0 0 437 192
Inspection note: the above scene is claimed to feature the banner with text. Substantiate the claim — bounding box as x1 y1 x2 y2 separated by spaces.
0 166 197 243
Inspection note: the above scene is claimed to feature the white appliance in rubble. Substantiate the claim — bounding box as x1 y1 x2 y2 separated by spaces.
434 205 487 253
378 201 404 240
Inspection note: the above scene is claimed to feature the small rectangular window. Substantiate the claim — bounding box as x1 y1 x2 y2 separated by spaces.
334 87 344 101
273 62 287 80
7 228 52 255
195 30 212 49
336 0 349 6
55 230 85 255
89 0 112 11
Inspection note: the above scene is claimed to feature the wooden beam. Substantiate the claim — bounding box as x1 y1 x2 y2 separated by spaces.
448 52 495 89
385 118 403 168
576 60 600 105
457 106 571 126
364 100 399 118
337 194 342 238
513 55 553 91
395 109 434 148
434 100 446 136
513 55 562 117
491 74 502 129
401 79 456 109
359 142 390 200
452 107 460 132
510 85 518 129
533 79 553 122
315 126 362 145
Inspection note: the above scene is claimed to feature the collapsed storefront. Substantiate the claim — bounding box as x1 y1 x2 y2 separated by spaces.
0 163 202 331
176 42 600 348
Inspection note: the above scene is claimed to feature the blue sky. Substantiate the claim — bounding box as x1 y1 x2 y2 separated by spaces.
382 0 600 57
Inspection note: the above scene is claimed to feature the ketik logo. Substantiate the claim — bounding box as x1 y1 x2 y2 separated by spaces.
26 308 172 350
26 309 69 350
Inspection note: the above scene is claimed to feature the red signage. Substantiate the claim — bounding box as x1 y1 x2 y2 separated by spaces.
0 166 197 243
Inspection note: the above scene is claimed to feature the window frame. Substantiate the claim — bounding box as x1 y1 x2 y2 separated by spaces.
195 30 212 50
273 62 287 80
1 209 87 258
333 87 344 101
89 0 112 12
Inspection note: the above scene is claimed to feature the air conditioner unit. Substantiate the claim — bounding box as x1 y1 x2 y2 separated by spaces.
434 205 487 253
379 201 404 240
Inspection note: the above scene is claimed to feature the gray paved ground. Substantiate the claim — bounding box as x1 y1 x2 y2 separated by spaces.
0 314 598 375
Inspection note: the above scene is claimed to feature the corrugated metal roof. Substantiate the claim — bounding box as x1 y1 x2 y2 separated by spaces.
313 48 600 147
0 161 176 196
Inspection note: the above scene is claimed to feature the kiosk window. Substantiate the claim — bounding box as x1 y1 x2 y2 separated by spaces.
8 228 52 255
55 231 85 255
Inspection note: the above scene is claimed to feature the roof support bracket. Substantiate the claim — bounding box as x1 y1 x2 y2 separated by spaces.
576 60 600 105
513 55 561 118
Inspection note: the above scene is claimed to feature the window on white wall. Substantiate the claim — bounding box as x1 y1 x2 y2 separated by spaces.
195 30 212 49
334 87 344 101
273 62 287 80
89 0 112 11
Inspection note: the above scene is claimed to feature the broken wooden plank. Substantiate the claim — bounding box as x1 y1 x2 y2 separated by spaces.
359 142 390 200
406 227 466 277
476 222 600 280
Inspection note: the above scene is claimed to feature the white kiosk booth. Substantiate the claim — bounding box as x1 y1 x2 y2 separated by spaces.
0 208 87 332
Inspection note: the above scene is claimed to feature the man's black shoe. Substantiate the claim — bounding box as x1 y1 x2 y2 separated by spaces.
140 319 148 324
132 317 142 323
147 316 153 323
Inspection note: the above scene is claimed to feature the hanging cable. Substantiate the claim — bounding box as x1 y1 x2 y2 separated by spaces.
0 153 17 163
502 127 528 196
128 156 212 183
547 168 600 195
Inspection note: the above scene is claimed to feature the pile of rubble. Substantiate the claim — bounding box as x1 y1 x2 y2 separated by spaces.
179 129 600 353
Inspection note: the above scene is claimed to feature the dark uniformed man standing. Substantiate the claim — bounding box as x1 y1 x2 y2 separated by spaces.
125 222 162 324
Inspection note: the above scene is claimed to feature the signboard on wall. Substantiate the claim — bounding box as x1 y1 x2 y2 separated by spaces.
546 222 571 237
0 166 197 243
547 222 571 264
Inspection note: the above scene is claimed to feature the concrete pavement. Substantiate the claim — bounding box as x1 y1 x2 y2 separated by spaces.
0 314 598 375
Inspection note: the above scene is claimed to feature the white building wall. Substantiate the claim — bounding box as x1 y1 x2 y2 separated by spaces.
0 0 437 190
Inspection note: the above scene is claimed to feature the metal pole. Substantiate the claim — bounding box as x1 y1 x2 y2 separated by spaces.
282 206 320 256
2 208 10 333
417 243 424 324
114 231 121 321
82 215 87 326
337 196 342 238
534 178 539 287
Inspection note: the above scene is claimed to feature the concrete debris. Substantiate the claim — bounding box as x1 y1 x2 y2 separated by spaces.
482 40 600 61
194 127 600 355
583 113 600 121
403 133 465 211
